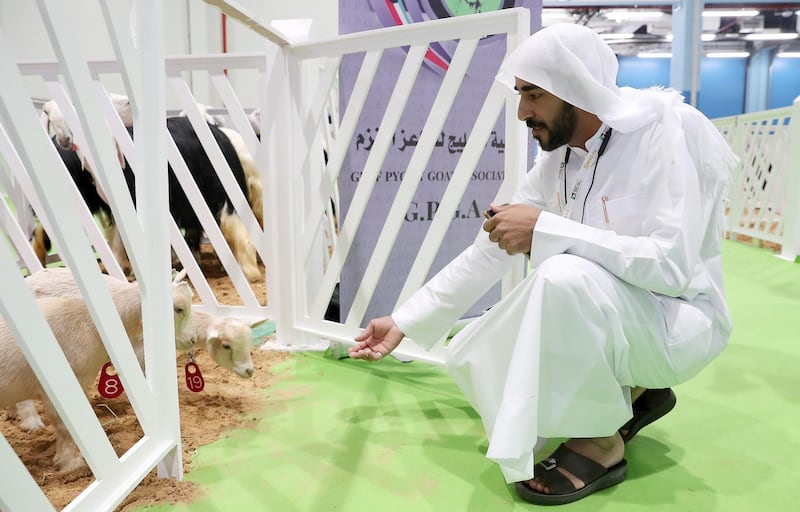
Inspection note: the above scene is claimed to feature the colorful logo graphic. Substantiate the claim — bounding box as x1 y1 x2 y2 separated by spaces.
367 0 517 73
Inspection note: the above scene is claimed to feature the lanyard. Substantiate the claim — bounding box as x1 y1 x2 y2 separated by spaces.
556 126 612 222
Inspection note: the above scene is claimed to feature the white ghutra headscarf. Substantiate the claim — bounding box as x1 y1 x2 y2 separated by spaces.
496 23 737 211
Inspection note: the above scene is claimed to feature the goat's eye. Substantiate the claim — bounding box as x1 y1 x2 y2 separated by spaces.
175 307 184 315
222 343 232 350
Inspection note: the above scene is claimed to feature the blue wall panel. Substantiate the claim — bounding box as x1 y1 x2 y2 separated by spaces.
616 56 746 119
617 57 670 89
769 57 800 109
698 57 747 119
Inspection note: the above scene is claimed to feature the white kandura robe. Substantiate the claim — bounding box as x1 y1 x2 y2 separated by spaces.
391 90 737 483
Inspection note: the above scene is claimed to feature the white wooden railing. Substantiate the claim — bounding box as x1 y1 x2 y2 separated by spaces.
0 1 179 511
713 97 800 262
271 9 532 361
0 1 531 510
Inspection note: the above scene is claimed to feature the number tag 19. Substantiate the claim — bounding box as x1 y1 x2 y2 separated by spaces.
185 361 205 392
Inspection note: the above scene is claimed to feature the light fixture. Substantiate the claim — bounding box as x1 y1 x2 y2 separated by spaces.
664 34 718 42
777 51 800 58
706 52 750 58
637 52 672 58
604 10 665 22
701 10 760 18
743 33 799 41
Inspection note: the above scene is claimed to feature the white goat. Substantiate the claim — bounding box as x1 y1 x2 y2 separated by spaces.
0 272 193 473
9 269 255 432
40 93 131 151
41 100 74 150
178 310 255 379
168 271 254 379
8 268 193 430
24 268 194 366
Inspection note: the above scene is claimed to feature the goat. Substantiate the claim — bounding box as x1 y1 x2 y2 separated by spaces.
40 94 131 151
24 267 195 359
0 270 193 472
217 126 263 229
116 117 259 281
40 100 74 150
177 310 255 379
40 97 261 281
178 105 263 229
8 268 192 431
178 103 226 128
9 268 254 433
29 136 115 266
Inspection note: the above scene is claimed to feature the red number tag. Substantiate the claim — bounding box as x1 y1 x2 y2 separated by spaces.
98 362 124 398
185 361 205 392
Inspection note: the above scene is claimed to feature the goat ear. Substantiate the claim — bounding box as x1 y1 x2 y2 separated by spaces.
183 282 196 298
206 327 220 342
172 268 187 284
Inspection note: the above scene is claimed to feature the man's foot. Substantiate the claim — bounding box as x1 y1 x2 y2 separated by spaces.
524 435 624 494
619 388 676 443
515 435 627 505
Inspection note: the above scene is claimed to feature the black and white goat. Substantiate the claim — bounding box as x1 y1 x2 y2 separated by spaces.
179 105 263 229
39 97 260 281
118 117 260 281
30 136 114 266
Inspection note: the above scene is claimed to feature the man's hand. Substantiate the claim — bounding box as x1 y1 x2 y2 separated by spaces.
482 203 541 255
350 316 405 362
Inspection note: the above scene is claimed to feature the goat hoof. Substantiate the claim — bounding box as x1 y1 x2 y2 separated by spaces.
20 416 45 432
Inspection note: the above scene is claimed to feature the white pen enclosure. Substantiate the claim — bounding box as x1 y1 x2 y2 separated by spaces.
0 1 530 510
713 97 800 262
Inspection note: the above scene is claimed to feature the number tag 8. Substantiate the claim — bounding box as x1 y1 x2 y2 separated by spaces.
98 362 124 398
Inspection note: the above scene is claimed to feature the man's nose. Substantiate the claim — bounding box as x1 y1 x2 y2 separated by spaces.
517 100 532 122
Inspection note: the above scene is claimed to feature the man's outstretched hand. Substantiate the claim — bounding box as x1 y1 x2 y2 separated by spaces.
350 316 405 362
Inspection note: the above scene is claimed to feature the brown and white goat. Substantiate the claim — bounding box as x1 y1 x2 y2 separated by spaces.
0 270 193 472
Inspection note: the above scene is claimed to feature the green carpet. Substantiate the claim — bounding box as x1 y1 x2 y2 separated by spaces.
136 240 800 511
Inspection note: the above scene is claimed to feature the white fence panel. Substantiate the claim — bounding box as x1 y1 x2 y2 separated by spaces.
0 0 179 510
2 1 533 508
253 8 532 362
714 99 800 261
14 52 275 322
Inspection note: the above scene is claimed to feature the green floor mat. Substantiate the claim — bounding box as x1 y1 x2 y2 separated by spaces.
135 240 800 511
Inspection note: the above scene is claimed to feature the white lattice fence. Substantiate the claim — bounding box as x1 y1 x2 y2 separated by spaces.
259 9 532 363
714 97 800 261
0 1 533 508
12 52 275 322
0 1 180 511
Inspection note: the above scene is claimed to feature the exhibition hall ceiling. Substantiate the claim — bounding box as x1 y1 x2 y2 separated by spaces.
541 4 800 55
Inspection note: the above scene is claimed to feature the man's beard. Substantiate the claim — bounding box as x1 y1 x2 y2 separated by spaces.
526 102 577 151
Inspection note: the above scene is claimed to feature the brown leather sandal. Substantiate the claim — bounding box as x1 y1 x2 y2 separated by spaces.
515 443 627 506
620 388 677 443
